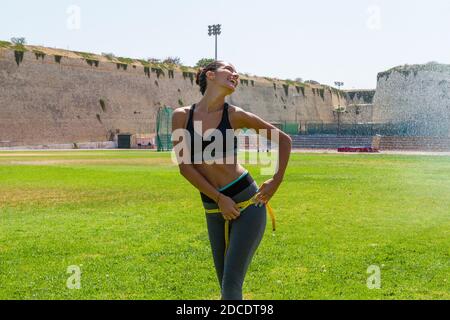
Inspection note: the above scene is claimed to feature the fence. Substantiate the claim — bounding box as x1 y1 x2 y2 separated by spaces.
301 121 449 137
157 110 448 150
156 106 173 151
281 122 300 135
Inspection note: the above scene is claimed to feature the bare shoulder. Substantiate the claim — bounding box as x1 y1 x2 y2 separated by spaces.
227 104 276 131
172 106 191 129
227 104 250 129
172 106 193 119
227 104 245 114
227 104 248 119
173 106 191 115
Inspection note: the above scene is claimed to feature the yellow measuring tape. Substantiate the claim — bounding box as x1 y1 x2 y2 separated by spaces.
205 194 276 256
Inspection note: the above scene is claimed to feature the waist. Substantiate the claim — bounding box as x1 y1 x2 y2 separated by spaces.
200 170 258 209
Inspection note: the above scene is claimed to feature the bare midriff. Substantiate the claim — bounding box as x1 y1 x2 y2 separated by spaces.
194 161 247 190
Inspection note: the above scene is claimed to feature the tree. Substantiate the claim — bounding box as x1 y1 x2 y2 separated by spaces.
195 58 215 68
305 80 320 85
163 56 181 65
101 52 116 60
11 37 26 45
147 57 161 64
295 77 303 83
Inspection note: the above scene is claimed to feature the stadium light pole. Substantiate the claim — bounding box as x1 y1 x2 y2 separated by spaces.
208 24 222 60
334 81 344 136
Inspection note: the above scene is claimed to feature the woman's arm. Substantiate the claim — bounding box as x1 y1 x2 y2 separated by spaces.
171 108 240 219
231 106 292 204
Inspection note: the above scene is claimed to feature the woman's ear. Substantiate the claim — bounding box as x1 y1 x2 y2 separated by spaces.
206 70 216 81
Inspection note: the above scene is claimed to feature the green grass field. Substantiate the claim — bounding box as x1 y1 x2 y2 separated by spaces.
0 150 449 300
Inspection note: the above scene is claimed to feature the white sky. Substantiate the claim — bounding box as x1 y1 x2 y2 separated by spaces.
1 0 449 89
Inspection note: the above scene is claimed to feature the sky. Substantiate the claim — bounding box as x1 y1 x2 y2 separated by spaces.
1 0 449 89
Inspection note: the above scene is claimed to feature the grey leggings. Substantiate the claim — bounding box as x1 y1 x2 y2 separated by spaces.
204 181 267 300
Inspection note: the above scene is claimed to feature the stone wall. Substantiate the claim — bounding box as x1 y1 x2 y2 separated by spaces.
372 63 450 137
339 89 375 124
0 47 346 147
337 104 374 124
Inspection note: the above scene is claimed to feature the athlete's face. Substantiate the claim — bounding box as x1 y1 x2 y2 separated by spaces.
208 62 239 93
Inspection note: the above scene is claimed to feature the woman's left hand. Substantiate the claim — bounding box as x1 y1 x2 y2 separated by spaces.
254 178 281 206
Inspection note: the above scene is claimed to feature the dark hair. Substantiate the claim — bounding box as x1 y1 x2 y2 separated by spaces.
195 60 225 95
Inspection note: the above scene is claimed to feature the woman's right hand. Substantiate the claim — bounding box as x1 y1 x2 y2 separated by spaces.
218 194 241 221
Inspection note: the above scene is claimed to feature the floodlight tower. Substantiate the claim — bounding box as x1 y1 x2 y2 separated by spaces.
334 81 345 136
208 24 222 60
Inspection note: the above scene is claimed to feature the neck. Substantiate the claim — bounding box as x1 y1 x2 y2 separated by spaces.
197 91 226 113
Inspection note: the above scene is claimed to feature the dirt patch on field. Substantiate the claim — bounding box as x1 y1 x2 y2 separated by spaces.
0 187 74 207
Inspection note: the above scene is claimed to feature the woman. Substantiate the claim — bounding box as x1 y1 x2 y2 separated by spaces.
171 61 292 300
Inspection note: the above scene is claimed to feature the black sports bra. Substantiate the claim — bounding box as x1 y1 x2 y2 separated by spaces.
186 102 238 163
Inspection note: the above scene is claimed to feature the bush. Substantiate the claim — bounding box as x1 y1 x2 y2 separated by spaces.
102 52 116 60
117 57 134 64
147 58 161 64
305 80 320 85
0 40 11 48
163 56 181 65
195 58 215 68
11 37 26 45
